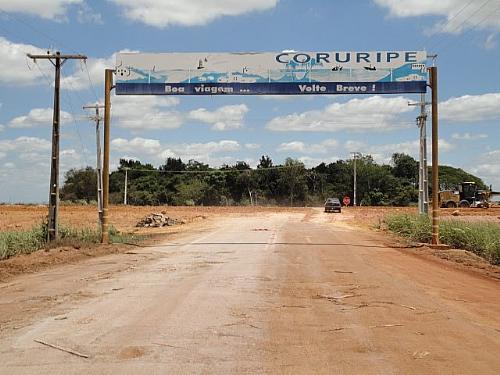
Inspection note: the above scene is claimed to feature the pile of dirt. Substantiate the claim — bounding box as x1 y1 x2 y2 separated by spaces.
136 212 183 228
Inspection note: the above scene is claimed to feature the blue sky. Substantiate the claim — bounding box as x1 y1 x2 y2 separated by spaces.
0 0 499 202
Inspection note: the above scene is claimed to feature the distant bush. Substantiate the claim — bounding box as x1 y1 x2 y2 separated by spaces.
384 213 500 265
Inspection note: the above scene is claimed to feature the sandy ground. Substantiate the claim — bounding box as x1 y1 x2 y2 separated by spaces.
0 210 499 373
1 205 499 281
0 205 310 232
2 204 498 233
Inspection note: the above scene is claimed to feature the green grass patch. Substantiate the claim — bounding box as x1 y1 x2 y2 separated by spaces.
384 213 500 265
0 225 47 260
0 223 144 261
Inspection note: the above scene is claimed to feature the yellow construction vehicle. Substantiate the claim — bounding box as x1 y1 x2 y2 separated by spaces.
439 182 500 208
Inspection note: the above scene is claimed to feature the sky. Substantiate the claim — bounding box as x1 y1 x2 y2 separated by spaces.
0 0 499 203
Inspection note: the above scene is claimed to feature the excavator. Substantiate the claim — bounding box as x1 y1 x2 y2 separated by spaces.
439 182 500 208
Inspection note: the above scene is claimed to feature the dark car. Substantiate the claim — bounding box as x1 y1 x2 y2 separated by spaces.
324 197 341 213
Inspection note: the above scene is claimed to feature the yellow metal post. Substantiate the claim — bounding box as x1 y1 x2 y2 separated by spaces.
101 69 113 244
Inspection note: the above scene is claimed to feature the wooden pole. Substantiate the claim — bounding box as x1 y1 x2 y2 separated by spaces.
429 67 439 245
27 52 87 242
102 69 113 244
47 53 61 242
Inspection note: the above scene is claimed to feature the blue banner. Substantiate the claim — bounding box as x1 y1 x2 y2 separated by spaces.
116 81 426 95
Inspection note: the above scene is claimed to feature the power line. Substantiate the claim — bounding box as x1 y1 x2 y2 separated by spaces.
433 0 477 35
83 60 100 102
436 2 500 54
0 9 80 54
117 165 300 175
429 0 494 51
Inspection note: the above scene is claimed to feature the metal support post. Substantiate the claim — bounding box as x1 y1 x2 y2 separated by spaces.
429 67 439 244
351 152 361 206
124 168 128 205
102 69 114 244
83 104 105 226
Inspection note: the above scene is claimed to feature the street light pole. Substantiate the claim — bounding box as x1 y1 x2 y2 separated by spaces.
124 168 129 205
83 103 105 226
351 152 361 206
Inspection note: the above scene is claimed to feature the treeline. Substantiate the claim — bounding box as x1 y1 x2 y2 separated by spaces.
60 154 486 206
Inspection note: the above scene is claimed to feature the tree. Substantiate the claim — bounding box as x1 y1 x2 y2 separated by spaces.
391 153 418 183
173 178 208 205
438 165 487 190
63 155 488 207
60 167 97 202
159 157 185 171
279 158 307 206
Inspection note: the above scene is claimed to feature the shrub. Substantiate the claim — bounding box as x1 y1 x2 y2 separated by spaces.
384 213 500 265
0 223 143 260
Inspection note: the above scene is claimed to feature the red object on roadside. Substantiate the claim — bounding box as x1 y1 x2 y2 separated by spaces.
343 196 351 206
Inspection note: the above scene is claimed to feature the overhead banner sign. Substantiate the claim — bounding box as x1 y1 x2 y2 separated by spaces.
115 51 427 96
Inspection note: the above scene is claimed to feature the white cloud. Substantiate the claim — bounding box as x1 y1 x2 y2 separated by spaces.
109 0 278 28
0 136 52 153
441 93 500 122
111 137 162 154
60 50 138 91
189 104 248 131
298 156 340 168
267 96 414 132
374 0 500 34
259 95 300 101
8 108 73 128
451 132 488 140
472 150 500 188
0 124 4 132
76 2 102 24
60 148 85 169
162 140 242 165
0 151 5 159
172 140 241 156
110 137 241 166
277 139 338 154
0 137 87 202
0 0 82 20
483 33 498 49
244 143 261 150
112 96 183 130
0 37 51 85
345 139 455 164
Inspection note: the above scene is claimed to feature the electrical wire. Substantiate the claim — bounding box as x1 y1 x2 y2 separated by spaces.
428 0 494 52
0 9 81 54
83 60 100 103
436 2 500 54
119 165 299 174
432 0 477 35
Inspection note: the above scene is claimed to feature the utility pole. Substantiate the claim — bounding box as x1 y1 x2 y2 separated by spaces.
27 51 87 242
83 103 105 226
351 152 362 206
123 168 129 205
102 69 114 244
409 94 430 215
429 66 439 245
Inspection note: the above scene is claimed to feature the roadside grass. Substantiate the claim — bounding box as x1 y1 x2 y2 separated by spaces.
0 223 143 261
384 213 500 265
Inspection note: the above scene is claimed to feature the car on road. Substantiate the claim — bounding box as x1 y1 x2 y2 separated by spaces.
324 197 341 213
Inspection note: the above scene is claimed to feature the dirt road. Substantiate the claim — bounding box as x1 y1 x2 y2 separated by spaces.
0 211 499 374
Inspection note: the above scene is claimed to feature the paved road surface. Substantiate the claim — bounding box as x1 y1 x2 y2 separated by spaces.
1 211 499 374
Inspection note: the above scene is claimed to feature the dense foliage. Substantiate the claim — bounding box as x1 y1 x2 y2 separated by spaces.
61 153 487 207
